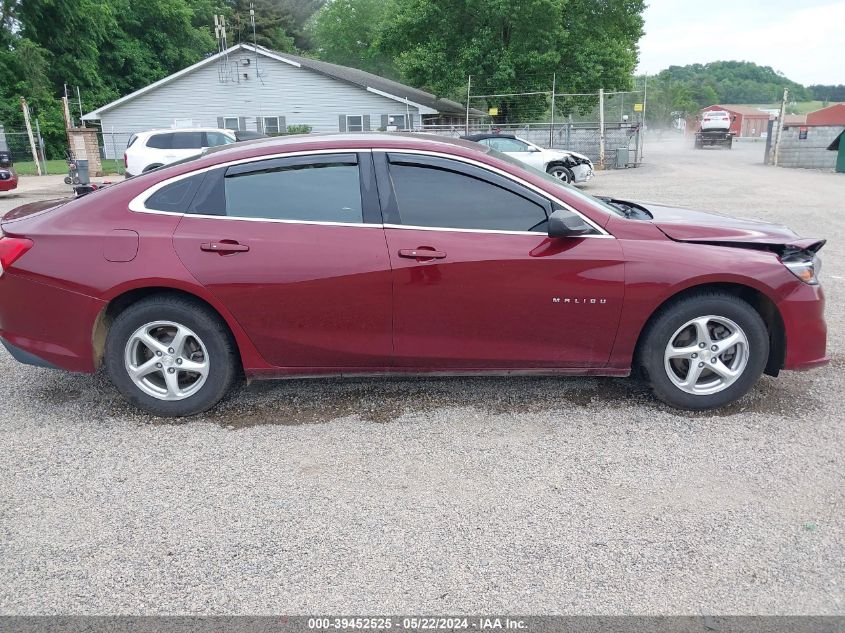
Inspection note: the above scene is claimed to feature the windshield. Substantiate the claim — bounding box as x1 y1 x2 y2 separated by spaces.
486 148 626 218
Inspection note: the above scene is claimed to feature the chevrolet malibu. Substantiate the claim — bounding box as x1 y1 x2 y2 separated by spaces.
0 134 827 416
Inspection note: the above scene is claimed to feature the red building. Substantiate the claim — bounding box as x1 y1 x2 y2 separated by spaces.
700 105 772 137
807 103 845 126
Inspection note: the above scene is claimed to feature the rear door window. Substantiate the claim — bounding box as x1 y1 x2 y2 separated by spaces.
171 132 205 150
146 133 173 149
222 154 363 223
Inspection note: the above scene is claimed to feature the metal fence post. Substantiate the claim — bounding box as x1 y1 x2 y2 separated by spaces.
598 88 605 169
773 88 788 166
465 75 472 136
34 117 48 175
111 127 122 175
549 73 556 148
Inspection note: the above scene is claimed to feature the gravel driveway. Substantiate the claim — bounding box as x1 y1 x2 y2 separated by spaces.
0 139 842 615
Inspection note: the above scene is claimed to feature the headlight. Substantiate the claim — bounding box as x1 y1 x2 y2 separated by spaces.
782 253 822 285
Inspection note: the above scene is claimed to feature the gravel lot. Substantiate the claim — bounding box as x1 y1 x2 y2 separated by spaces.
0 139 842 615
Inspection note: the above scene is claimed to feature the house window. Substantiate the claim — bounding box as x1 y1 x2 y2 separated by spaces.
223 117 240 131
388 114 408 130
264 117 281 135
346 115 364 132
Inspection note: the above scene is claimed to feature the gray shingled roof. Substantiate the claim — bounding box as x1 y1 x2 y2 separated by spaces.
256 45 481 116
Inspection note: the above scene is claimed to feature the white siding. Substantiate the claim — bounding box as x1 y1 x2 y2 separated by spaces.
98 51 420 158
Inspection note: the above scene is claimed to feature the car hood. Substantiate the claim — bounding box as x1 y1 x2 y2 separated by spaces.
544 149 592 164
642 202 823 251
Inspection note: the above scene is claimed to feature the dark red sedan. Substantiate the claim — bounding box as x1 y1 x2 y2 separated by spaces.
0 134 827 416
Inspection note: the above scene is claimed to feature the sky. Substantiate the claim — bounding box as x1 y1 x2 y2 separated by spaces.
636 0 845 85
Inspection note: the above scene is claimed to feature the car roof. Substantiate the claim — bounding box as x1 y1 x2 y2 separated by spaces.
461 133 519 142
204 132 491 157
137 128 233 136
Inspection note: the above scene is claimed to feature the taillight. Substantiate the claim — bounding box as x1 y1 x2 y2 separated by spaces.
123 153 128 169
0 236 33 277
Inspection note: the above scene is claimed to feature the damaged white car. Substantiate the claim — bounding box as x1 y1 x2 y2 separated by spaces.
463 133 593 184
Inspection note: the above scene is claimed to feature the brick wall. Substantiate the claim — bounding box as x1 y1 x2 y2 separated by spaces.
775 125 842 170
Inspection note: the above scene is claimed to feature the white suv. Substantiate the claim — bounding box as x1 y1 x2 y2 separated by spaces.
124 128 237 177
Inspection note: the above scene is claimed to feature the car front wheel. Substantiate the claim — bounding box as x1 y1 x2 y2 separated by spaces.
639 292 769 410
105 295 238 416
547 164 574 183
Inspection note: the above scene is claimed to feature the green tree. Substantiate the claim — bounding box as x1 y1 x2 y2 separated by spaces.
224 0 324 51
378 0 644 122
307 0 397 77
1 0 220 157
658 61 809 104
808 84 845 103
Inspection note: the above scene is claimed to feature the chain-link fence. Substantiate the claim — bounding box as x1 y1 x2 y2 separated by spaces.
0 125 47 173
423 77 647 168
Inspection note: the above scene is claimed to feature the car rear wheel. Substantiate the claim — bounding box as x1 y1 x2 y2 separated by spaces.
547 165 574 183
639 292 769 410
105 295 238 416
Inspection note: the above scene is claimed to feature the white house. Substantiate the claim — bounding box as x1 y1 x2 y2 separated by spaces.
83 43 479 158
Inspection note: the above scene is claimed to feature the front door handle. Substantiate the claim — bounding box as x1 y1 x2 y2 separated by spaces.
398 248 446 260
201 241 250 254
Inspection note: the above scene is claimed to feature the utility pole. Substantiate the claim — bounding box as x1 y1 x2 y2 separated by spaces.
19 98 42 176
598 88 605 170
773 87 788 166
465 75 472 136
61 96 73 130
640 74 648 163
76 86 84 125
549 73 556 148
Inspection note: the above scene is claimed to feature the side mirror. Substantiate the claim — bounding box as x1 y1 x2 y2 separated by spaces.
548 208 595 238
528 146 541 152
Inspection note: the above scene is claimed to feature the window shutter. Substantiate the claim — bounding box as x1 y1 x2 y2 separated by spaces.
217 117 224 129
238 117 247 131
381 114 389 129
279 116 287 133
338 115 346 132
256 117 263 133
363 115 371 131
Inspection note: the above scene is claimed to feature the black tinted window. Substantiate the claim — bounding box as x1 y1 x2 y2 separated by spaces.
145 173 205 212
223 155 362 223
171 132 204 149
146 133 173 149
389 163 547 231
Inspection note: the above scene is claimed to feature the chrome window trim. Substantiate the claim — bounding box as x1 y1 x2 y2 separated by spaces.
128 146 614 239
383 224 547 237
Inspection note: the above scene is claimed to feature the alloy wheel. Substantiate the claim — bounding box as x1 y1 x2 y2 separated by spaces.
663 315 749 396
124 321 210 401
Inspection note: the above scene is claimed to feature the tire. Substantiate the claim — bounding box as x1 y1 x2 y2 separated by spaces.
105 294 238 416
547 164 574 183
638 292 769 410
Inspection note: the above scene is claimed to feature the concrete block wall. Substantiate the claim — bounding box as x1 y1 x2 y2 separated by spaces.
776 125 841 169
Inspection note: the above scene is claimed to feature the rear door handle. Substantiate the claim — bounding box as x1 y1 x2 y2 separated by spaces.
398 248 446 260
201 241 250 253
